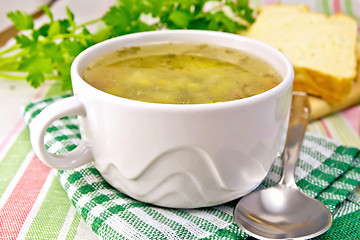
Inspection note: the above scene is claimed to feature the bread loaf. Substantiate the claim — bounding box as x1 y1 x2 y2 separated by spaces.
245 4 358 102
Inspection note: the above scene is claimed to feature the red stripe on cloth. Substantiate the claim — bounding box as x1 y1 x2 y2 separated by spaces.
342 106 360 135
333 0 342 13
0 155 51 239
319 119 333 139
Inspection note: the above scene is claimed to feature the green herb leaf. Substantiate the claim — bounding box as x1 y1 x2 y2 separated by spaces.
56 63 72 90
42 42 63 62
102 6 131 35
66 7 75 22
48 21 61 38
59 20 71 34
168 10 193 28
1 0 255 92
7 11 34 30
19 56 52 88
39 5 54 22
92 23 112 43
19 56 53 74
27 72 45 88
38 24 50 37
15 34 35 48
61 40 85 57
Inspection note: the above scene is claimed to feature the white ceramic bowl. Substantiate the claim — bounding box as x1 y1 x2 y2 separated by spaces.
30 30 294 208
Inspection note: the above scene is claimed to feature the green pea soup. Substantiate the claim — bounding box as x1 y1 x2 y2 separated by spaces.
82 42 281 104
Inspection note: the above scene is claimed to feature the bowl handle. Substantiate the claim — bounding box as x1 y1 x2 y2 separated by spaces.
30 96 93 170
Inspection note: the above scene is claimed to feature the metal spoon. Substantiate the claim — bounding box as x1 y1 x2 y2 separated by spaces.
234 92 332 240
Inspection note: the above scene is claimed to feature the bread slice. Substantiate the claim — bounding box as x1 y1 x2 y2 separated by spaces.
245 4 358 102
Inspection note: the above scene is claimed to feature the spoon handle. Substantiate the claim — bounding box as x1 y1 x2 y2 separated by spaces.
279 92 310 187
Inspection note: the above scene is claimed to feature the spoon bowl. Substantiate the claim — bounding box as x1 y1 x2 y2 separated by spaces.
234 92 332 239
234 185 332 239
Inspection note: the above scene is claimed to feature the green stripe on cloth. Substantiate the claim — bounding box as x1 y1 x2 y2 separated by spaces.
344 0 360 26
316 206 360 239
317 165 360 213
23 95 360 239
327 115 360 147
0 128 33 196
321 0 332 15
65 212 82 240
297 146 359 198
200 222 247 240
25 176 73 239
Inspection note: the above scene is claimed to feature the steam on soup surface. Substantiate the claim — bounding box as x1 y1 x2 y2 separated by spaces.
82 42 281 104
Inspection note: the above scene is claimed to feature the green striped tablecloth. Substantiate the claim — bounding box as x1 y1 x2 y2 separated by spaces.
18 95 360 240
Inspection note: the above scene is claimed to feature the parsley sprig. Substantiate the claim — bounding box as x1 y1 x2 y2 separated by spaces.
0 0 254 91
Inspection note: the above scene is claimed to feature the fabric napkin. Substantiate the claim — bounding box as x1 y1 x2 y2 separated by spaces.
23 95 360 240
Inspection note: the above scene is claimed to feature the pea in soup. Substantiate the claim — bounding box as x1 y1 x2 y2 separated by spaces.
82 42 281 104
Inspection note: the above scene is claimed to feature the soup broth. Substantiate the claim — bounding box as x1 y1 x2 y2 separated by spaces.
82 42 281 104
